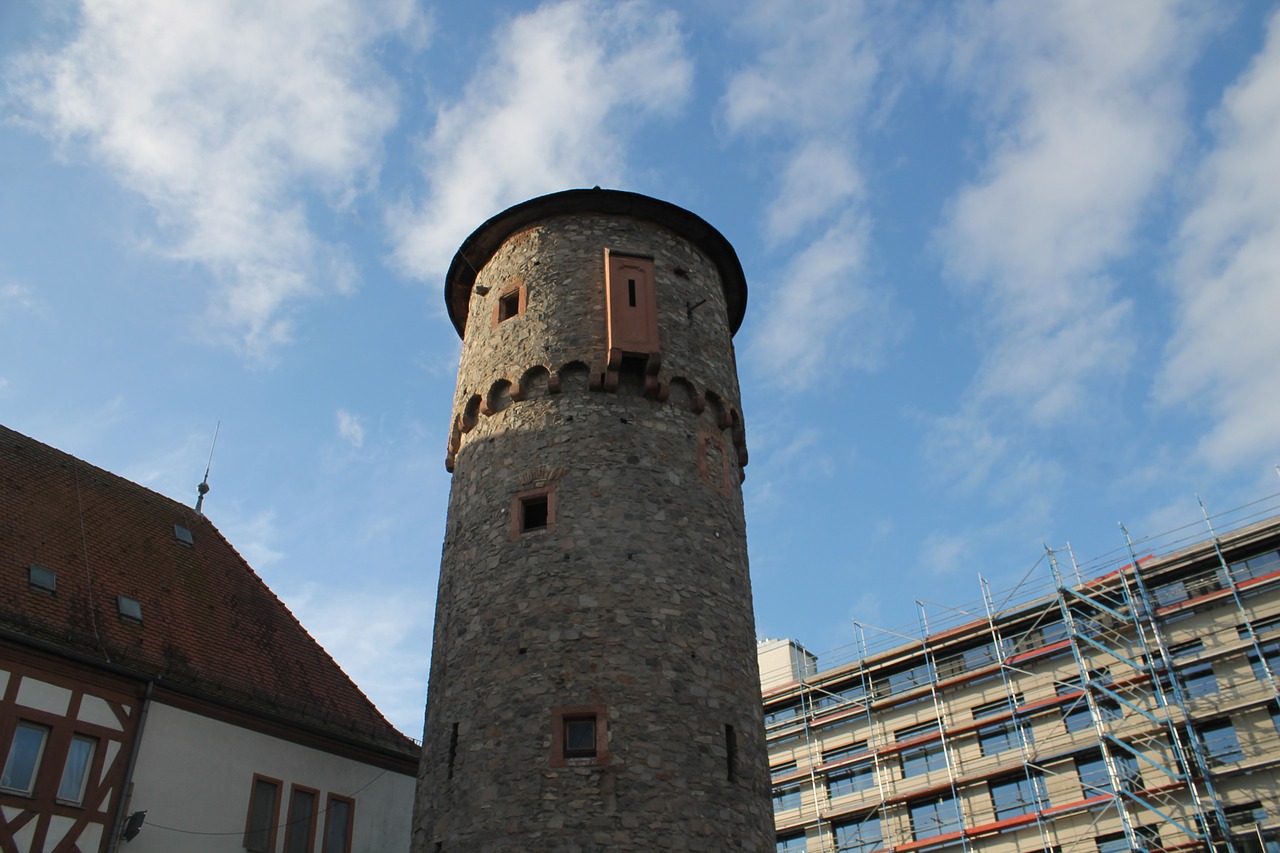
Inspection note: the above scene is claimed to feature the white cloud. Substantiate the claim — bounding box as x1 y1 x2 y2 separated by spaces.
222 508 286 570
288 585 430 737
723 2 880 140
0 281 41 321
722 1 894 389
921 531 973 575
1160 7 1280 471
12 0 420 358
748 212 898 388
336 409 366 449
390 0 692 281
938 0 1205 421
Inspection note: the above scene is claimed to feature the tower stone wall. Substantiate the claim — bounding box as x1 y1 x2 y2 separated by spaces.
414 190 773 852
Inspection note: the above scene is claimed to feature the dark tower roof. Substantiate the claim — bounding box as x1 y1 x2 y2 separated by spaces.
445 188 748 338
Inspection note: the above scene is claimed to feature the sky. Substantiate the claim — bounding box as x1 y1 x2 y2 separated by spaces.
2 0 1279 739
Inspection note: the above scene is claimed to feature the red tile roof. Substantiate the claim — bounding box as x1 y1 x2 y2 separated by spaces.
0 424 417 759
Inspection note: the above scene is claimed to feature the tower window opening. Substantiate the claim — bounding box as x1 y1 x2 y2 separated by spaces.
550 705 609 767
564 717 597 758
521 496 548 531
497 291 520 322
512 486 555 538
725 724 737 780
628 279 637 307
447 723 459 779
491 280 527 327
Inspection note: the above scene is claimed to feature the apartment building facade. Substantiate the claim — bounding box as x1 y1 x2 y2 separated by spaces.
761 507 1280 853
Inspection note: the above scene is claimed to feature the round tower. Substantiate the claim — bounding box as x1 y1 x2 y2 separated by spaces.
414 189 774 852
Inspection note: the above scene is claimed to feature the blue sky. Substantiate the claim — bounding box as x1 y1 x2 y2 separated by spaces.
3 1 1279 738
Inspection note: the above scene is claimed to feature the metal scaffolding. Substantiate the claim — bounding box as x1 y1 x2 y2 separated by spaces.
761 489 1280 853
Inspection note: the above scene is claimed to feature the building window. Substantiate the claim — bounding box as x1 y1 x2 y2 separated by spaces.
1 722 49 795
117 595 143 622
1247 639 1280 682
322 795 355 853
771 760 797 781
1197 718 1245 766
776 832 807 852
978 719 1033 756
550 705 609 767
283 785 319 853
1230 549 1280 582
833 811 881 852
989 773 1047 820
56 735 97 804
1059 683 1121 733
765 703 803 727
492 280 527 327
1179 660 1218 698
897 720 946 778
827 760 875 798
822 741 867 764
1096 826 1160 852
1225 801 1267 829
243 775 282 853
1075 749 1140 796
174 524 194 545
28 564 56 593
909 793 962 840
813 683 866 712
772 782 802 813
511 486 555 537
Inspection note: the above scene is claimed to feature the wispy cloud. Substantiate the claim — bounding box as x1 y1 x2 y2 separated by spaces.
938 0 1205 422
1160 6 1280 471
11 0 421 359
722 1 896 390
336 409 366 449
289 585 430 737
0 281 43 321
390 0 692 281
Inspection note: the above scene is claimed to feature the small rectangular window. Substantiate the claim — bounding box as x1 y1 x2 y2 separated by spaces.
117 596 143 622
492 280 527 327
244 775 282 853
498 291 521 322
174 524 194 545
522 495 549 531
563 717 596 758
28 564 57 592
283 786 319 853
56 735 96 804
322 795 355 853
1 722 49 795
550 705 608 767
511 486 555 538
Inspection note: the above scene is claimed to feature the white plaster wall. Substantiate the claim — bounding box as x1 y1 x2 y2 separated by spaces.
123 702 414 853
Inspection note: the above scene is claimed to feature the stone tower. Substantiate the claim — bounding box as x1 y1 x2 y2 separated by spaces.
414 189 774 852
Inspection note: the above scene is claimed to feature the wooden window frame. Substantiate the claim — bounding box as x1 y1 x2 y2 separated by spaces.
550 705 610 767
282 783 320 853
1 720 50 796
55 733 97 805
322 794 356 853
243 774 283 853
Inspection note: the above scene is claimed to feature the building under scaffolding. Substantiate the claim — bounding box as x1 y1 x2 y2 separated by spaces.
759 495 1280 853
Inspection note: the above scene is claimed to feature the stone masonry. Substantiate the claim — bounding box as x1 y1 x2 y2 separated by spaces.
413 189 774 852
